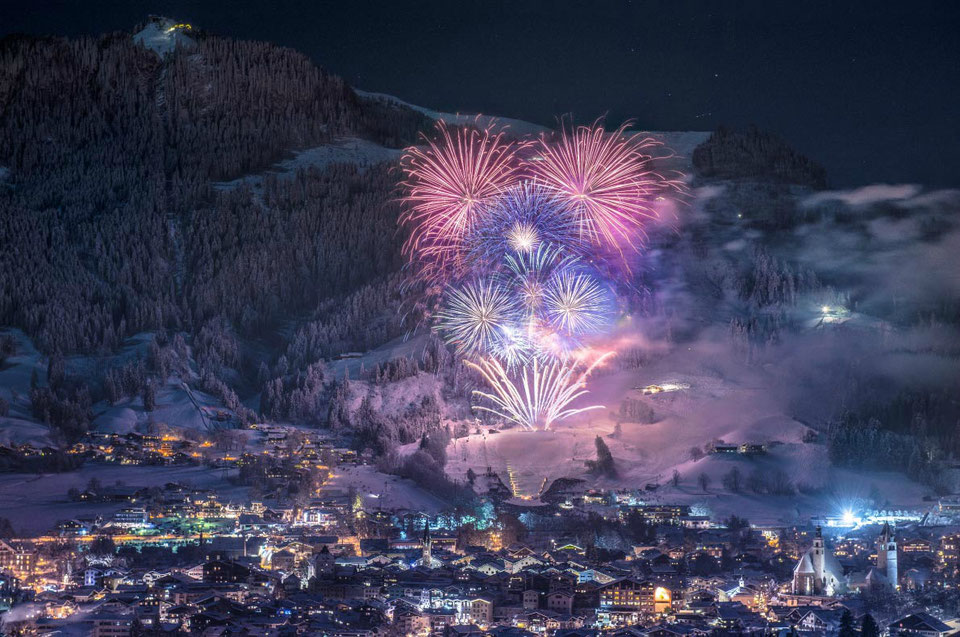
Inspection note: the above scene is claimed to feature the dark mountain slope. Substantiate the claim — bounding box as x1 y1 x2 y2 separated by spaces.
0 29 428 354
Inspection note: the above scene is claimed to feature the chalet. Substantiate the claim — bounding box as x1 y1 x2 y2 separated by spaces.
795 608 844 633
889 613 954 637
469 598 494 625
547 591 574 614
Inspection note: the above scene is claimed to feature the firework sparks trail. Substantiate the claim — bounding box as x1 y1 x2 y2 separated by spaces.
400 120 528 278
465 352 614 431
531 120 673 257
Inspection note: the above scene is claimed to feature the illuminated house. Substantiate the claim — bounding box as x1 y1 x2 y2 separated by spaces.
0 540 36 579
112 507 149 528
598 578 674 615
201 559 250 584
468 598 493 625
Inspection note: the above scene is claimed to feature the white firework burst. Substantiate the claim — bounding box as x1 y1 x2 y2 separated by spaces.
543 271 609 335
435 280 518 356
465 353 613 431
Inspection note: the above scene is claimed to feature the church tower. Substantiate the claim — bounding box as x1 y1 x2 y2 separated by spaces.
877 523 898 589
811 526 825 585
421 524 433 568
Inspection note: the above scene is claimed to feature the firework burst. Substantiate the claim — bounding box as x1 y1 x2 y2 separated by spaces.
465 352 614 431
400 120 528 278
434 279 518 357
543 270 610 335
531 120 672 255
462 181 579 272
397 114 684 432
503 243 577 312
487 322 536 369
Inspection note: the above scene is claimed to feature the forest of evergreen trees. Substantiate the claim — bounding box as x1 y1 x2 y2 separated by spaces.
692 125 827 189
0 27 451 460
828 389 960 494
0 30 427 355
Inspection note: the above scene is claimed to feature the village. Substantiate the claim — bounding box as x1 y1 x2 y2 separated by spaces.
1 420 959 635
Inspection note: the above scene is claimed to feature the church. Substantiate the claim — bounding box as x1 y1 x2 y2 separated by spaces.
855 522 899 592
792 526 846 596
792 524 899 596
416 525 441 569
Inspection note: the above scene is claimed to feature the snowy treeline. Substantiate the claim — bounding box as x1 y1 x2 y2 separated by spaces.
282 274 406 370
617 397 656 424
693 125 827 189
680 244 821 354
828 389 960 493
0 35 173 353
187 164 405 339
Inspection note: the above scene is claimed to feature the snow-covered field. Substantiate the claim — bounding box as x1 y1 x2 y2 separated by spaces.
0 464 245 534
441 343 934 525
93 380 230 435
0 328 237 439
356 90 550 137
325 464 446 514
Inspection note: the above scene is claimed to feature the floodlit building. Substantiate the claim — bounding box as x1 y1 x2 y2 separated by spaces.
791 527 844 596
875 522 899 589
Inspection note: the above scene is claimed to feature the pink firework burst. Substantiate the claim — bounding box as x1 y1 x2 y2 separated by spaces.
400 120 528 279
531 119 676 256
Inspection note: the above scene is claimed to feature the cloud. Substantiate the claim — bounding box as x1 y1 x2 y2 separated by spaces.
801 183 922 209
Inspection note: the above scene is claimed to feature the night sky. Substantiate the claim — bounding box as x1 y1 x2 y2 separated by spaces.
4 0 959 187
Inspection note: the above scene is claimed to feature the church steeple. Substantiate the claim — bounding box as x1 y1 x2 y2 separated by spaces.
811 525 824 584
877 522 898 589
421 523 433 567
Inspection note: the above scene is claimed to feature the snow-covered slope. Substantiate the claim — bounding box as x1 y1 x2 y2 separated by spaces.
356 90 551 137
213 137 401 194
